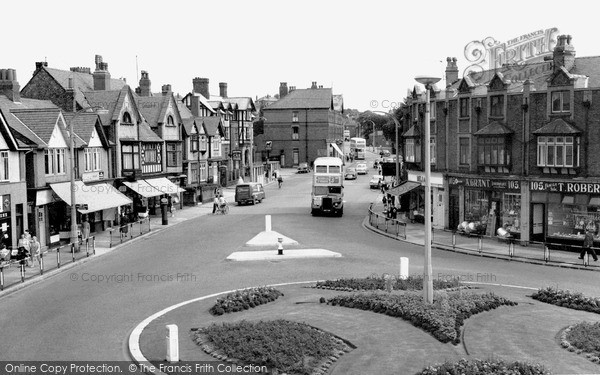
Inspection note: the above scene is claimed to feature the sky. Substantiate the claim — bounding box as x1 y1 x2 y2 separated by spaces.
4 0 599 112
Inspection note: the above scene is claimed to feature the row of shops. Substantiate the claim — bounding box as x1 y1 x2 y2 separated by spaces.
392 171 600 248
23 176 198 250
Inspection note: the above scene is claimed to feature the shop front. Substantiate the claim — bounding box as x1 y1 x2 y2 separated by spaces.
122 177 185 216
399 171 444 228
49 181 133 243
530 180 600 250
449 176 521 237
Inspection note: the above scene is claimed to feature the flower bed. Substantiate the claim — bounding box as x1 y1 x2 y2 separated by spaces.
531 287 600 314
325 291 516 344
312 275 461 292
560 322 600 364
192 319 353 375
209 286 283 316
416 358 550 375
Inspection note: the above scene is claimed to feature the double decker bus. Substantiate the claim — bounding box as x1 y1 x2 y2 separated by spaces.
349 137 366 160
311 157 344 217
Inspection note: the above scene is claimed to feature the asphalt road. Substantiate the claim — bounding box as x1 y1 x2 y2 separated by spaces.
0 152 598 361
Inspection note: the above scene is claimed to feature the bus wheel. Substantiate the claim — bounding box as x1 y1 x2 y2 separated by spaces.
311 209 318 216
337 209 344 217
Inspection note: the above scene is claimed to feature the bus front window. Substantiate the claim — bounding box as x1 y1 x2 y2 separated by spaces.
329 186 342 194
313 186 329 195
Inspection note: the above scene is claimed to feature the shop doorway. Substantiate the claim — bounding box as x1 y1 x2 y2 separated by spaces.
449 193 460 230
531 203 545 242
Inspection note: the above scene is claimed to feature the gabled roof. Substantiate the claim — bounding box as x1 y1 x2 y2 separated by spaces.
139 120 163 142
199 116 224 137
0 96 60 148
62 112 107 148
24 66 127 109
532 118 582 135
402 125 420 138
84 86 140 124
208 100 224 111
182 93 216 115
136 94 172 128
181 117 198 136
265 88 334 110
10 108 66 145
224 97 255 111
474 121 514 136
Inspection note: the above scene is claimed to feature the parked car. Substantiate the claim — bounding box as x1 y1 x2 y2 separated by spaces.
356 163 368 175
344 167 357 180
369 175 384 189
297 162 310 173
373 159 381 168
235 182 266 205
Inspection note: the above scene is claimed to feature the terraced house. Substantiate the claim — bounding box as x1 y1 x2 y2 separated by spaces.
399 35 600 248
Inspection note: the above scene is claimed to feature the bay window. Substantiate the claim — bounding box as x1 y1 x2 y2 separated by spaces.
537 136 578 167
405 138 421 163
122 144 140 170
477 137 510 166
45 148 66 175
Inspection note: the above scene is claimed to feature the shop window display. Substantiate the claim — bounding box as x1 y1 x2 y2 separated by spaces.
547 194 600 245
500 193 521 238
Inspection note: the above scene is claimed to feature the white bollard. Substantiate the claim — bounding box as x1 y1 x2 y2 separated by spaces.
265 215 272 232
166 324 179 363
399 257 409 280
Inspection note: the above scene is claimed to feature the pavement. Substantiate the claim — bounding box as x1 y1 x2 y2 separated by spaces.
365 196 600 271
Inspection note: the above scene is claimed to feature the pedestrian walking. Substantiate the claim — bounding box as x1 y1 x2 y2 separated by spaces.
212 195 219 215
579 229 598 261
277 174 283 188
120 213 129 238
30 236 41 268
82 219 91 241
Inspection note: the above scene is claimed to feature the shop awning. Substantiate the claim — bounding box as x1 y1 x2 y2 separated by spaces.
49 181 132 214
35 189 57 206
388 181 421 196
145 177 185 194
330 142 344 158
122 180 164 198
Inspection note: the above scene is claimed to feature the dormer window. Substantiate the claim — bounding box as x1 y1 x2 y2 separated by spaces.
490 95 504 117
122 111 133 125
551 91 571 113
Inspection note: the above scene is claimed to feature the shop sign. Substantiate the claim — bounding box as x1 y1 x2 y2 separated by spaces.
0 212 8 220
449 177 520 190
82 171 104 182
530 180 600 193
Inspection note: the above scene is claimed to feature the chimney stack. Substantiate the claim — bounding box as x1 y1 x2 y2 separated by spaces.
35 61 48 71
553 35 576 73
279 82 288 98
192 77 210 99
445 57 459 87
70 67 91 74
219 82 228 98
311 81 317 89
0 69 21 102
139 70 151 96
93 55 111 91
162 84 172 95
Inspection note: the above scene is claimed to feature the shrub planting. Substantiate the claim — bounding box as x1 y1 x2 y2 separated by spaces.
560 322 600 364
531 287 600 314
313 275 462 292
416 358 551 374
326 291 516 344
192 319 352 375
209 286 283 316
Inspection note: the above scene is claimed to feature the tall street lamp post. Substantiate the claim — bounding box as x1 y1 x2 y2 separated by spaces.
415 75 440 304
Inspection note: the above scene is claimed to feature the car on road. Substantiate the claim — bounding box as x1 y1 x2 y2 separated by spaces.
356 163 368 175
344 167 357 180
369 175 384 189
297 162 310 173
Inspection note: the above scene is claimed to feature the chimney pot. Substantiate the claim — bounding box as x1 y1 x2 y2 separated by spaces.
93 56 111 91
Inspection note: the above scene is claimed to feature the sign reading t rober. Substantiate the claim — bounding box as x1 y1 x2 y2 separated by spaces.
530 181 600 193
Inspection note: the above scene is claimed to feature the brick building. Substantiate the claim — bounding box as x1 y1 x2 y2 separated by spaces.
260 82 345 167
399 35 600 247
